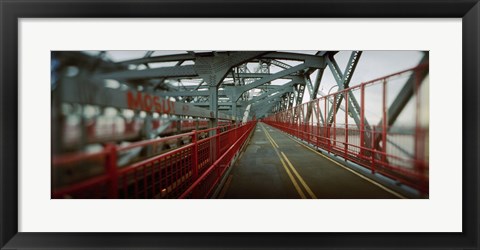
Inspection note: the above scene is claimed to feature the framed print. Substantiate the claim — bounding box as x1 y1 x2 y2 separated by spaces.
1 0 479 249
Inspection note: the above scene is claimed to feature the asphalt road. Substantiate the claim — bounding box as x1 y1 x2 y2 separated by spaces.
221 123 402 199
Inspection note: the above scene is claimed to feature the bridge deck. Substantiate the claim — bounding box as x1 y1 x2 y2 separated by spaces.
220 122 403 199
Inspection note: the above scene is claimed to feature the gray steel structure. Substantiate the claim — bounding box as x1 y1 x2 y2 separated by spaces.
52 50 373 151
53 51 332 122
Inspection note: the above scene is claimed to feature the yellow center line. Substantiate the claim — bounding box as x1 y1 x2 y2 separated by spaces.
260 124 279 148
279 157 307 199
267 125 407 199
280 152 318 199
260 124 306 199
261 123 317 199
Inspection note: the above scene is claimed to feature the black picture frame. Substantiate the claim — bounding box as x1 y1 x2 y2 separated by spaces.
1 0 479 249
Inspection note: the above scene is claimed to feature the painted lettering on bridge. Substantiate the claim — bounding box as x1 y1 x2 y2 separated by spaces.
126 91 175 114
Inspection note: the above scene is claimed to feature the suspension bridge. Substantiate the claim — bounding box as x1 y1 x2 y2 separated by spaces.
51 50 429 199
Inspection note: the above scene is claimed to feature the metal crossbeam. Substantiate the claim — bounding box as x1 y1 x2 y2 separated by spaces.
325 51 364 128
304 70 325 124
95 65 197 80
292 83 306 123
230 58 323 102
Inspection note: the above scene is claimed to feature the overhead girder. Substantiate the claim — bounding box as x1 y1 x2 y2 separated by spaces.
117 53 196 65
250 87 294 114
195 51 269 86
155 90 227 97
96 51 268 84
243 80 297 105
77 51 336 125
251 97 283 119
153 60 185 91
95 65 198 80
250 87 295 109
116 51 326 67
53 51 129 75
256 102 280 118
233 73 299 79
261 52 327 62
247 89 294 112
226 58 324 102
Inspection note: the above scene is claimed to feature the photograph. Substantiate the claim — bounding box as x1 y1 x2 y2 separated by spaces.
51 50 429 199
2 0 477 248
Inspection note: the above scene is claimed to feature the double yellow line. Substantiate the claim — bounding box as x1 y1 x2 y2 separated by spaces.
260 123 317 199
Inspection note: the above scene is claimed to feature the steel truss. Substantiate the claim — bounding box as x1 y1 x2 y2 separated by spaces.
52 51 361 152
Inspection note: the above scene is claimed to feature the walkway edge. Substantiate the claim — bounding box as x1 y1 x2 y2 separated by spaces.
264 123 423 199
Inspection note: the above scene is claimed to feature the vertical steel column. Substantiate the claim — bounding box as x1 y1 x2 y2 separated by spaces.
371 125 376 173
345 90 349 157
360 84 365 156
209 86 219 129
209 86 218 164
382 79 388 164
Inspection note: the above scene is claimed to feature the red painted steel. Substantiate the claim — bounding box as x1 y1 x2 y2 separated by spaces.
52 121 257 199
263 65 429 194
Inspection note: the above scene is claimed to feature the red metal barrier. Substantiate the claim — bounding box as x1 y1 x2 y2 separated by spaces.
179 121 256 198
263 65 429 194
52 121 257 199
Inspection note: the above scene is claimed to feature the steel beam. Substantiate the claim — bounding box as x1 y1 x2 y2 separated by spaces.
155 90 227 97
195 51 268 86
229 60 322 102
243 81 296 105
117 53 195 65
252 97 282 118
325 51 364 129
95 65 197 80
304 70 325 124
60 77 233 120
262 52 326 62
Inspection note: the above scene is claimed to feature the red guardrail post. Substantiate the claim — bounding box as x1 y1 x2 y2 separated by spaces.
360 84 365 156
371 126 376 174
106 143 118 199
216 127 220 161
333 94 337 148
192 130 198 180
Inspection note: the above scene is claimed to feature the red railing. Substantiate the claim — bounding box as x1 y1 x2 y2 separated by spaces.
263 64 429 194
52 121 257 199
